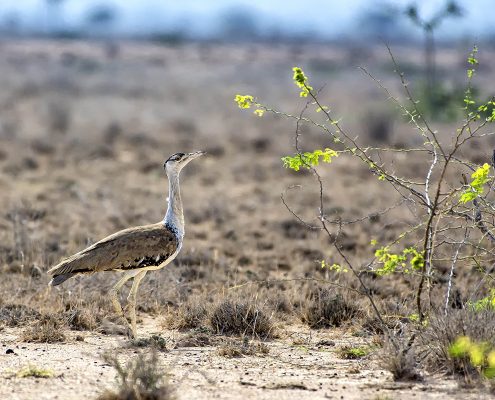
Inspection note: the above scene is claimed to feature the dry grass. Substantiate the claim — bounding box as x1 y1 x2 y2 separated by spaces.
301 289 361 329
64 308 98 331
0 304 41 327
21 314 66 343
162 298 208 331
217 337 269 358
173 331 212 348
209 299 274 339
380 340 422 382
130 335 168 351
420 309 495 380
97 351 175 400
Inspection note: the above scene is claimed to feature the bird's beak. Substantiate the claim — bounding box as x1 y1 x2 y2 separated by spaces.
187 150 206 160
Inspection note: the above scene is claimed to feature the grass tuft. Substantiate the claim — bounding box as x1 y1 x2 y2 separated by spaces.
65 308 97 331
0 304 41 327
302 290 360 329
162 299 208 331
16 365 54 378
21 314 66 343
174 331 212 348
210 299 273 338
337 345 373 359
130 335 167 351
97 351 174 400
420 309 495 380
381 340 422 381
217 337 269 358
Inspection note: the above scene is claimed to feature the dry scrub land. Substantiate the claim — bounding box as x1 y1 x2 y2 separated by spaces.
0 40 495 399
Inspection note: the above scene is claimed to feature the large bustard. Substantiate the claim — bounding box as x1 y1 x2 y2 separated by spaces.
48 151 205 338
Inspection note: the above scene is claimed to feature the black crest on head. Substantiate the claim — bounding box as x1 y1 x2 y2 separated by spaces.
165 152 185 164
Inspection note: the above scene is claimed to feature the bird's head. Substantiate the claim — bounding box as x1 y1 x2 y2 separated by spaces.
163 151 205 175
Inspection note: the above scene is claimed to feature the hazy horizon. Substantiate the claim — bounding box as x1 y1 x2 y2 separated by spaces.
0 0 493 40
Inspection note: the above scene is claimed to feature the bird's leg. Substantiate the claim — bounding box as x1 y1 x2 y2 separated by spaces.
110 272 135 317
126 270 147 339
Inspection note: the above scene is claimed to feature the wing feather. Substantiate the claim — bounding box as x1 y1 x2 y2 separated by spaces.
48 223 179 284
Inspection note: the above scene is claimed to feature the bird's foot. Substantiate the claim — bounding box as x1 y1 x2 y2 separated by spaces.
126 326 136 340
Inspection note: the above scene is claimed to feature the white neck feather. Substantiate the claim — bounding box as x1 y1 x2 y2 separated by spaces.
163 169 184 239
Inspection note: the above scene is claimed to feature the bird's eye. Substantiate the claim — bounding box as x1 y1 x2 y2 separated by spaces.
166 152 185 164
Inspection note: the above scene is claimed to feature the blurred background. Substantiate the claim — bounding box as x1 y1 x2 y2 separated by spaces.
1 0 495 315
0 0 493 42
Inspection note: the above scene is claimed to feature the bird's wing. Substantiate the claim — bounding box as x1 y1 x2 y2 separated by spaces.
48 222 179 277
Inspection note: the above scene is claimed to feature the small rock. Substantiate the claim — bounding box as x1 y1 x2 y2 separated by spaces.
6 349 15 354
316 340 335 347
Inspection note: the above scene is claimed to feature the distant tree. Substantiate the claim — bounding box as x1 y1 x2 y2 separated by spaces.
405 1 463 93
358 4 403 42
2 12 21 36
45 0 66 35
85 4 117 36
219 7 259 41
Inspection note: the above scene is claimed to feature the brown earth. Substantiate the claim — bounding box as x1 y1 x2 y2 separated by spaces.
0 40 494 399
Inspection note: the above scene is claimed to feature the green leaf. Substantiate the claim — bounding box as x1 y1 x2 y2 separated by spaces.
282 148 338 171
292 67 313 97
468 289 495 312
234 94 254 109
460 163 491 204
449 336 471 357
467 45 479 65
374 246 424 276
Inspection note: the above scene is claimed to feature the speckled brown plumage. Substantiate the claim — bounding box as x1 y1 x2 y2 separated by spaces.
48 222 179 285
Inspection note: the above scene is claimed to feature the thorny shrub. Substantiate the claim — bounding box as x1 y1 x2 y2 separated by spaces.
236 44 495 383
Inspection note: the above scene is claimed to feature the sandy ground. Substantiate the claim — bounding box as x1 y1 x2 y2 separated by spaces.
0 316 486 400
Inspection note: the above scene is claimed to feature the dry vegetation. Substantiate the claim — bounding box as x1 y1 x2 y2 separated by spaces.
97 351 175 400
0 39 495 399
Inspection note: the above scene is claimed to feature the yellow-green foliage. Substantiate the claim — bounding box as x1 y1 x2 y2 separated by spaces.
234 94 254 109
338 345 372 359
460 163 491 204
282 148 338 171
292 67 313 97
321 260 348 273
468 289 495 312
16 365 54 378
466 45 478 79
374 246 424 276
449 336 495 378
465 47 495 122
478 100 495 122
234 94 264 117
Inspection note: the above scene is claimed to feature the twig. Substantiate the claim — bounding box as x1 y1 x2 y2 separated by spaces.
444 228 469 315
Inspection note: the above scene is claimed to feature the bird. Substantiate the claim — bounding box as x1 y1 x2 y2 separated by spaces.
48 151 205 338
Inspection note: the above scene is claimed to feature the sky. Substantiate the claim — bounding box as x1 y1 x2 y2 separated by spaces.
0 0 493 39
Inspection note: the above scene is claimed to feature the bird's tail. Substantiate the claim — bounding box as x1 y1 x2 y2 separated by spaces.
49 273 76 286
47 253 85 286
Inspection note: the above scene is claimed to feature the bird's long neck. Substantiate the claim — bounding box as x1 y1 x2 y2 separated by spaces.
164 170 184 239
